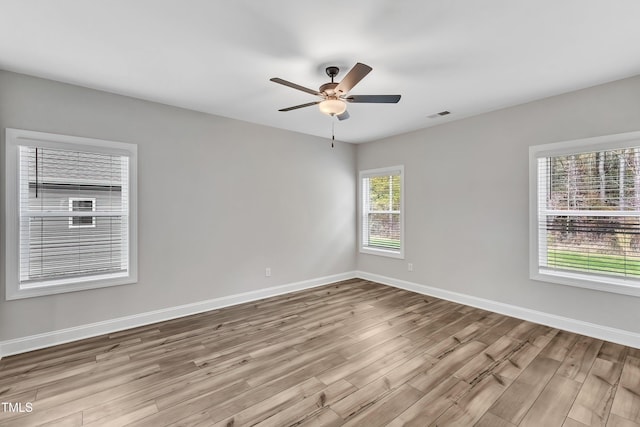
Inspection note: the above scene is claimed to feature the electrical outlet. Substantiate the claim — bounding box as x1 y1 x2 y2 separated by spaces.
265 267 271 277
408 263 413 272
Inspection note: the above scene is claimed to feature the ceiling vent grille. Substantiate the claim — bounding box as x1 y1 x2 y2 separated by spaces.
427 111 451 119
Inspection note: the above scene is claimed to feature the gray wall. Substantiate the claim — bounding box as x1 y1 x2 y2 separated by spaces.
0 70 357 341
357 74 640 333
3 69 640 345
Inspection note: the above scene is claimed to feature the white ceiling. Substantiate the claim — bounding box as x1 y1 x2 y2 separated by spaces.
1 1 640 144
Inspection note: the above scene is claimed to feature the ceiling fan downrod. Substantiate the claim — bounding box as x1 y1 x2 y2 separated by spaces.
325 66 340 83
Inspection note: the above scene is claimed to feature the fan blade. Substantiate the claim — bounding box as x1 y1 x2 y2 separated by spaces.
337 111 350 121
278 101 320 112
335 63 372 95
270 78 321 96
345 95 401 103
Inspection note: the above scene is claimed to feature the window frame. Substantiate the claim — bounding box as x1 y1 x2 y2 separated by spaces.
529 130 640 297
4 128 138 300
359 165 405 259
68 197 97 228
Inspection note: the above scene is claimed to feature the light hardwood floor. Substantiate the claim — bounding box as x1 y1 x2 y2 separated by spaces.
1 279 639 426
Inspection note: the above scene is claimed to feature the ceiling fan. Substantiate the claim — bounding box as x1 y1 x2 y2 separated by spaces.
270 63 401 121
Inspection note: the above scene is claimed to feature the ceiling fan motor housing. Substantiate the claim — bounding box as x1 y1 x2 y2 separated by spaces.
320 82 339 96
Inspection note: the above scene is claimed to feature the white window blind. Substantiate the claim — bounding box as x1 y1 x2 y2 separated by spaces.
5 128 137 299
531 132 640 295
360 166 404 258
19 146 129 283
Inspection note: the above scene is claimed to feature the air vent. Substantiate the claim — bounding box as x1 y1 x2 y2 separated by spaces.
427 111 451 119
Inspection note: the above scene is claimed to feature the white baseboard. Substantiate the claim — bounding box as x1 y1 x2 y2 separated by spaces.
0 271 357 358
356 271 640 349
3 270 639 358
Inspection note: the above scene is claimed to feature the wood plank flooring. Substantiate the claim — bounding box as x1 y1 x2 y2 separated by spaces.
1 279 639 426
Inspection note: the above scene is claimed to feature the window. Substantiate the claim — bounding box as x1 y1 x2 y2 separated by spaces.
530 131 640 296
5 129 137 299
360 165 404 258
69 198 96 228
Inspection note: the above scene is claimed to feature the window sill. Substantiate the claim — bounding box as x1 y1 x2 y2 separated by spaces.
360 246 404 259
532 268 640 297
6 272 137 300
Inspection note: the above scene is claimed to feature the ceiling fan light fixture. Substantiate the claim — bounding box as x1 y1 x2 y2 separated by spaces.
319 98 347 116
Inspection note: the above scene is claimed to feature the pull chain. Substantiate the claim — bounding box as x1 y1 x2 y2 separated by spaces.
331 121 335 148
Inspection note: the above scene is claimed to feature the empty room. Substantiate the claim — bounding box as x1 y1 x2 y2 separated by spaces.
2 1 640 426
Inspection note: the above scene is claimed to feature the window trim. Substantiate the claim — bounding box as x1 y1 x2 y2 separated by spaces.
68 197 97 228
359 165 405 259
5 128 138 300
529 130 640 297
